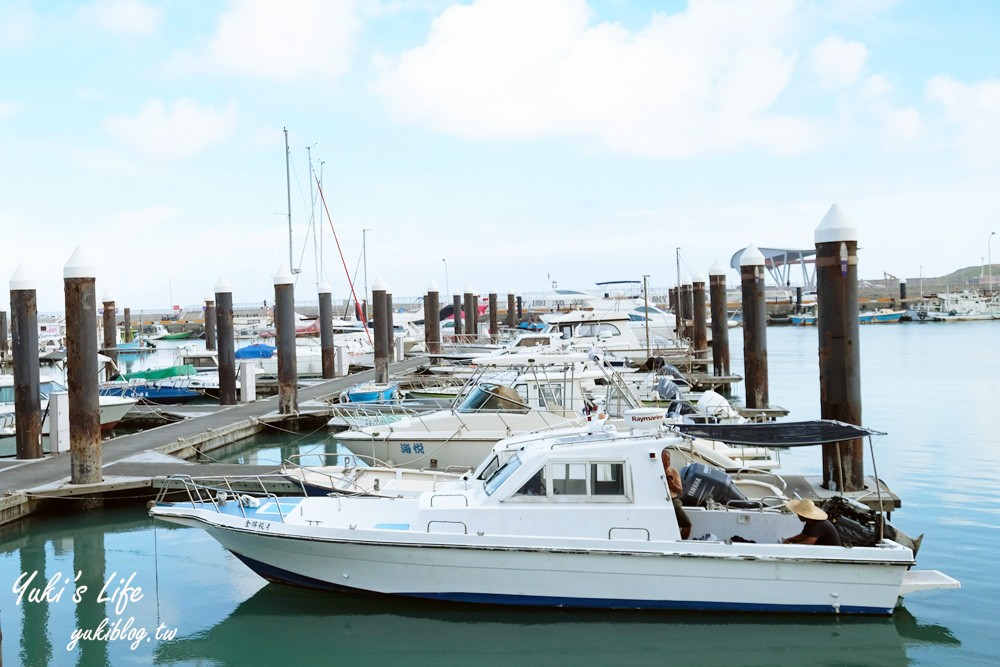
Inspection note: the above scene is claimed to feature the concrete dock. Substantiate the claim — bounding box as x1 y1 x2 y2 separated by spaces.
0 357 426 526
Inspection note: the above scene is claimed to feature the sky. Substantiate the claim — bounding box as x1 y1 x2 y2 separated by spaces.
3 0 1000 312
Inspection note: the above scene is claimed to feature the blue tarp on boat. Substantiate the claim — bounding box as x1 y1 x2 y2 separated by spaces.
235 343 276 359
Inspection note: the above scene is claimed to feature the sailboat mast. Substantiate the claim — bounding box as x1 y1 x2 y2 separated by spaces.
284 127 294 272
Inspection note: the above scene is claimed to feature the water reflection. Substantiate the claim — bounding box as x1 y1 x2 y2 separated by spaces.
154 584 958 667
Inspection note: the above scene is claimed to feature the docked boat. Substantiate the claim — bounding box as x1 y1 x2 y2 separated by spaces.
149 418 958 614
906 290 1000 322
0 375 136 436
340 382 399 404
331 352 642 470
858 309 905 324
100 365 204 405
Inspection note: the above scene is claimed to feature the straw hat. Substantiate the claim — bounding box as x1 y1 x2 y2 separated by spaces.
785 499 828 521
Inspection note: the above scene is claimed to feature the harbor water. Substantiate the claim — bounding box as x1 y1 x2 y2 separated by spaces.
1 322 997 666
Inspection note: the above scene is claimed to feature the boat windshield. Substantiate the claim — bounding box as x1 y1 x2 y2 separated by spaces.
484 454 522 496
457 383 530 413
39 380 69 398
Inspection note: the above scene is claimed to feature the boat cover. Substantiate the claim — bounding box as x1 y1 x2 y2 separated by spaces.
673 420 885 447
235 344 276 359
123 364 198 380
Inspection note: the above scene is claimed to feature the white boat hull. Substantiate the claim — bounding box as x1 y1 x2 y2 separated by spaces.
156 502 914 614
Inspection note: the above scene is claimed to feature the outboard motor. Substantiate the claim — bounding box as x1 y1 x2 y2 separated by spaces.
655 377 680 401
679 463 749 507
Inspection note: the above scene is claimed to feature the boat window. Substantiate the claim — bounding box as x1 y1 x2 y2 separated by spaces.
457 384 530 413
513 468 547 496
537 384 563 408
0 387 14 403
484 454 522 496
592 463 625 495
39 381 68 399
477 454 501 481
514 384 529 403
552 463 588 495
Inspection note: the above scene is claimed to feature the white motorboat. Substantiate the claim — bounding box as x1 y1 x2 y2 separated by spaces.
331 352 644 470
0 375 136 436
149 418 958 614
906 290 1000 322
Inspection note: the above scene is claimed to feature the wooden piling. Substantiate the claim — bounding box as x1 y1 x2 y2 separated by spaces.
489 290 499 343
0 310 8 370
123 307 132 343
64 248 102 484
899 279 907 302
708 261 731 377
452 294 463 338
516 295 523 321
740 244 769 409
319 283 334 379
426 284 441 355
507 293 516 329
10 265 41 459
215 278 237 406
204 295 217 352
815 204 864 491
101 293 117 380
273 266 298 415
373 279 389 384
692 274 708 359
464 288 475 342
385 292 395 361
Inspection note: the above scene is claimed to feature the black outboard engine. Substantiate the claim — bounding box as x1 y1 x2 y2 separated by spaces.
822 496 882 547
655 377 680 401
679 463 749 507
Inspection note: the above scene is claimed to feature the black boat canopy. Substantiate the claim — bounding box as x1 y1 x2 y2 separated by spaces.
673 420 885 447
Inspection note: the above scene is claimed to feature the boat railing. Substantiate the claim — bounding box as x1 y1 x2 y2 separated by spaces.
152 473 303 521
284 451 394 470
732 469 788 492
429 494 469 508
328 403 423 429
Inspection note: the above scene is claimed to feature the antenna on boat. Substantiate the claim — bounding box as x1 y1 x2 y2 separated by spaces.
284 128 301 275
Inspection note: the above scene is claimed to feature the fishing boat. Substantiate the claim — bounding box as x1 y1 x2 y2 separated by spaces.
339 382 398 404
99 365 204 405
858 309 905 324
149 418 958 614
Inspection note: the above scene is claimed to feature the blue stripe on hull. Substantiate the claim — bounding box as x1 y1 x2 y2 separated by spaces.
228 551 894 615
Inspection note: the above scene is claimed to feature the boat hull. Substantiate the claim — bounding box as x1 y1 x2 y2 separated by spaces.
154 504 910 615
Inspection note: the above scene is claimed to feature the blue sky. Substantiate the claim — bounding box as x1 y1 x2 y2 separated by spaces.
3 0 1000 311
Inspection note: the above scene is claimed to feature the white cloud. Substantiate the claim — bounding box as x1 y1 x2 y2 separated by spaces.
82 0 162 35
168 0 361 82
373 0 819 158
808 36 867 88
103 99 239 160
926 75 1000 163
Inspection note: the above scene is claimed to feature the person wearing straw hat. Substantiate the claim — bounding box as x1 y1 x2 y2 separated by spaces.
782 499 842 546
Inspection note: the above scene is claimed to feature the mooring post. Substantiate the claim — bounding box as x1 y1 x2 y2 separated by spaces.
516 295 523 321
426 283 441 355
372 278 389 384
452 294 463 340
318 282 334 379
215 277 237 406
506 293 516 329
64 248 102 484
795 287 803 314
0 309 7 372
692 274 708 361
489 289 499 344
708 261 731 378
101 292 117 381
10 265 41 459
815 204 864 491
385 291 395 362
463 287 475 343
123 307 132 343
274 265 298 415
899 279 907 306
740 244 769 409
204 295 217 352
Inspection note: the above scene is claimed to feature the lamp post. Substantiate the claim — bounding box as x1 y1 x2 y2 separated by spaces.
163 273 173 313
989 232 996 296
442 258 450 297
362 228 371 302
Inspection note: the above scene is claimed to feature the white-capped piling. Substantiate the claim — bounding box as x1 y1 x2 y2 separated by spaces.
123 307 132 343
489 288 499 344
452 294 463 338
215 277 237 405
740 244 769 409
692 274 708 359
385 291 395 361
101 292 117 380
273 265 298 414
426 283 441 355
10 265 41 459
708 261 731 377
204 294 217 351
64 248 102 484
318 283 334 379
507 293 516 329
815 204 864 491
0 310 8 371
372 278 389 384
463 287 475 342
